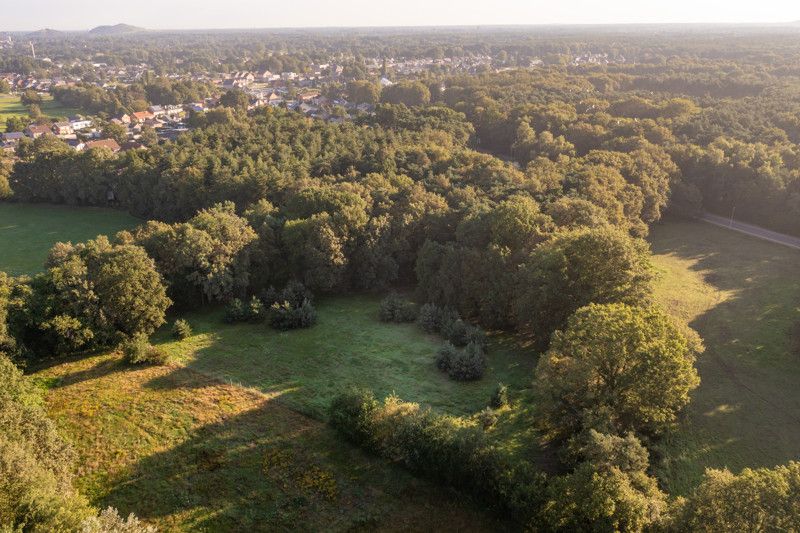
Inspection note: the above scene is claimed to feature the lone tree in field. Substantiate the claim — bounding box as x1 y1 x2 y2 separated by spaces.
534 303 701 441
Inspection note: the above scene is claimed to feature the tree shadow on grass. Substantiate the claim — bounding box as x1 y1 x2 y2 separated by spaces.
649 219 800 492
99 378 507 532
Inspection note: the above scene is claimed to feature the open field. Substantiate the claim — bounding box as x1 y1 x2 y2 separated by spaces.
0 93 83 132
0 202 139 275
24 212 800 530
154 294 539 420
649 219 800 494
34 353 502 531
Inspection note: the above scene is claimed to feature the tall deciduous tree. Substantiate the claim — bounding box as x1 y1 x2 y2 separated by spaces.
514 227 654 344
535 303 701 441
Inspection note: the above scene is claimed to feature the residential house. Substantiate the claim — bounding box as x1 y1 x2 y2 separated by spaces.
52 121 74 136
25 124 52 139
69 117 92 130
131 111 155 123
1 131 24 143
84 139 121 153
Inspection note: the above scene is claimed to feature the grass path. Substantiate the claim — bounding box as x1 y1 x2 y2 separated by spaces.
649 219 800 494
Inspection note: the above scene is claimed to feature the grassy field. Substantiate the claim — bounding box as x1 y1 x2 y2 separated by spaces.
34 354 502 531
154 294 538 420
0 202 139 275
649 219 800 494
32 294 540 530
24 211 800 529
0 93 83 132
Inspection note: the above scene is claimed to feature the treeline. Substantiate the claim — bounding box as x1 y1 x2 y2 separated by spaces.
52 77 216 116
9 107 678 323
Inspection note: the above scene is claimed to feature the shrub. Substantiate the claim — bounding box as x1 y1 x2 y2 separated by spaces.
444 319 485 348
378 293 417 323
122 333 166 365
478 407 498 429
328 390 548 523
447 341 487 381
438 308 461 339
172 319 192 340
269 298 317 330
281 280 313 308
247 295 265 323
435 341 457 371
223 298 247 323
417 303 442 333
81 507 156 533
328 387 380 447
490 383 509 409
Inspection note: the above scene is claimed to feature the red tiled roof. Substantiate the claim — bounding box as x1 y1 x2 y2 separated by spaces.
85 139 121 152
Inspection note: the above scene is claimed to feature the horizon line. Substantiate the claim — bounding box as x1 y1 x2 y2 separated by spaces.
5 20 800 33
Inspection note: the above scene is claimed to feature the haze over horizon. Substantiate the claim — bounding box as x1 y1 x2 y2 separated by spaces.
4 0 800 32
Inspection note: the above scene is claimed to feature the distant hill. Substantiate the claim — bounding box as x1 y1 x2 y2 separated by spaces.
26 28 64 39
88 23 145 35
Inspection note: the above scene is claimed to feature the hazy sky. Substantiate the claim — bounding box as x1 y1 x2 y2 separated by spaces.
4 0 800 31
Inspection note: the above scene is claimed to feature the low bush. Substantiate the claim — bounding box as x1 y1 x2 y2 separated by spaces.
378 293 418 323
247 295 265 323
122 333 167 365
269 299 317 330
172 319 192 340
223 298 247 323
478 407 498 429
328 389 548 524
435 341 457 371
447 341 487 381
281 280 313 308
417 303 442 333
490 383 509 409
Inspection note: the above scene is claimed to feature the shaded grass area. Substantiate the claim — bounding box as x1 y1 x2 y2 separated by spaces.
0 202 139 275
0 93 83 132
649 219 800 494
35 353 505 532
154 294 539 421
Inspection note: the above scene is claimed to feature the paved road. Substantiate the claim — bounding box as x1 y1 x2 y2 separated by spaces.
700 213 800 251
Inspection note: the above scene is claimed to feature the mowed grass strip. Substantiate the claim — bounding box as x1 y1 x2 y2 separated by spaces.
0 203 139 275
649 219 800 494
35 353 503 532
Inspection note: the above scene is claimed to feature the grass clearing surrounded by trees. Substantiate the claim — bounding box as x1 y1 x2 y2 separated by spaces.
0 202 139 275
153 294 539 420
0 93 83 132
649 219 800 495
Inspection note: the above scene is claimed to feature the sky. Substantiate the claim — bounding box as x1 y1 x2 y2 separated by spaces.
3 0 800 31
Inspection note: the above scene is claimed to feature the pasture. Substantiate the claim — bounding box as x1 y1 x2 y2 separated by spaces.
0 93 83 132
649 219 800 494
0 202 139 275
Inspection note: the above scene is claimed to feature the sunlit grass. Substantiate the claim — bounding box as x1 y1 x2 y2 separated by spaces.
649 218 800 494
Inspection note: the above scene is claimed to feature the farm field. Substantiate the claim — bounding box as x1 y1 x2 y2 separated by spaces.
649 219 800 494
0 93 83 132
0 202 140 275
